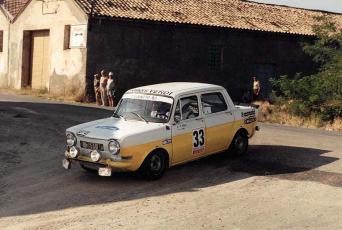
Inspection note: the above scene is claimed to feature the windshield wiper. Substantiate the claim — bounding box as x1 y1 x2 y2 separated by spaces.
112 112 121 118
112 112 127 121
130 112 148 123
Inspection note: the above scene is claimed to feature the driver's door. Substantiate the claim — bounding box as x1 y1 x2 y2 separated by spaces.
171 95 205 165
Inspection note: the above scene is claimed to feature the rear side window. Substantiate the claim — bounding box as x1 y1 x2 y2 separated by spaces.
201 92 228 114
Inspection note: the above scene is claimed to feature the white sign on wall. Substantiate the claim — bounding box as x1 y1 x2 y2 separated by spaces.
69 25 87 48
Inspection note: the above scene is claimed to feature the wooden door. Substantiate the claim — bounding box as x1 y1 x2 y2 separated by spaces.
30 31 50 90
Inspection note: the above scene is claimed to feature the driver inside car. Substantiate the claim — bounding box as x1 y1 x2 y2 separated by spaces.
150 102 170 120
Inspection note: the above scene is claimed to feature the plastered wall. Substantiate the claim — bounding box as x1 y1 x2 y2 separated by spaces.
8 0 88 97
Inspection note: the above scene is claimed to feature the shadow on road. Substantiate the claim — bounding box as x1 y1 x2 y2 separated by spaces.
0 101 340 218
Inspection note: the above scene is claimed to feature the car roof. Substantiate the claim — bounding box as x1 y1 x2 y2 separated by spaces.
127 82 224 97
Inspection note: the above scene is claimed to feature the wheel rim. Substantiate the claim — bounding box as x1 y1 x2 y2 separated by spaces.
150 155 162 172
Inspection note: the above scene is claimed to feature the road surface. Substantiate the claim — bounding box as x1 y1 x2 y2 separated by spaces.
0 92 342 229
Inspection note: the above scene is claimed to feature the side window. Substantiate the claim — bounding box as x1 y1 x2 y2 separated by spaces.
180 96 199 120
201 92 228 115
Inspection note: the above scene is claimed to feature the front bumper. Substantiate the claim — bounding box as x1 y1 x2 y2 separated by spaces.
63 146 134 174
67 155 132 171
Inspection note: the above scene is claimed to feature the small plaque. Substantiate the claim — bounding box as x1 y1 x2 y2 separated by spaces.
69 25 87 48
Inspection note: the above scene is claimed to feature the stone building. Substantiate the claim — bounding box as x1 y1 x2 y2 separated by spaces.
0 3 11 87
1 0 341 101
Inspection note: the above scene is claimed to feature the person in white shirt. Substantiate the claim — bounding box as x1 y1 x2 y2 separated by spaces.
106 72 116 107
100 70 108 106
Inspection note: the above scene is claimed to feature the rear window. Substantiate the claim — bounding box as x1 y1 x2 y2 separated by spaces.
201 92 228 114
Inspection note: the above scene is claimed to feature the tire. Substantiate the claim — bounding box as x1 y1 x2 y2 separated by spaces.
229 131 249 156
139 151 167 180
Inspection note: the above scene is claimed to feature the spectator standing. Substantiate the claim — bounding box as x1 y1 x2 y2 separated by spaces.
93 74 101 105
112 74 119 106
252 76 261 100
100 70 108 106
107 72 116 107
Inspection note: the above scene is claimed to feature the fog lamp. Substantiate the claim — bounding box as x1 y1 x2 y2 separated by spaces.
90 150 101 162
69 146 79 158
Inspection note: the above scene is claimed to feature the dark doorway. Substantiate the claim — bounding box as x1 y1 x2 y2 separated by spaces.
21 31 32 88
254 63 277 99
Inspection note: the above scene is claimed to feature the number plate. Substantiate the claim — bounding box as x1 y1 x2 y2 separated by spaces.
98 167 112 177
80 141 104 151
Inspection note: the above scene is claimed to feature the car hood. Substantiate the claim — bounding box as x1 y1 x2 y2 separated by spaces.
67 117 165 140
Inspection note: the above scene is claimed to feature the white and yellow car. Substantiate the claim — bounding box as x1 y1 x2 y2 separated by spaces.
63 82 259 179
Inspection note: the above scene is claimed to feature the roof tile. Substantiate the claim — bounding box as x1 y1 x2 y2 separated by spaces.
75 0 342 35
1 0 28 17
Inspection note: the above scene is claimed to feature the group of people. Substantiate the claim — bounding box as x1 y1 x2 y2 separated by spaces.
93 70 118 107
93 71 260 106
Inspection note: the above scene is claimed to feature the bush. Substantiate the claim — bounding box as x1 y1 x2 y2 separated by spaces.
271 16 342 122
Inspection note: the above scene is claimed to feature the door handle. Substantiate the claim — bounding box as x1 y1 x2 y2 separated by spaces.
195 118 203 121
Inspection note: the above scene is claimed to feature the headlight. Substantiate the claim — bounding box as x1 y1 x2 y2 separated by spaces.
91 150 101 162
66 132 77 147
69 146 79 158
108 140 120 155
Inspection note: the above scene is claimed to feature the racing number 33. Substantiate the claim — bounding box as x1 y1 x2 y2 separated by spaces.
193 128 205 154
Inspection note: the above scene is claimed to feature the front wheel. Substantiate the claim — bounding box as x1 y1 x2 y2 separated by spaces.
139 151 167 180
229 132 249 156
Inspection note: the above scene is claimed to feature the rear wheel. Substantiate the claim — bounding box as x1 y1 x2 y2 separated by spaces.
229 131 249 156
139 151 167 180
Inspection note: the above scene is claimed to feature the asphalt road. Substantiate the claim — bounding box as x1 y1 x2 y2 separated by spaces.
0 92 342 229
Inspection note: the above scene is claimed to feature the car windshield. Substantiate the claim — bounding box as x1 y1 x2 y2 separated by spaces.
114 94 173 123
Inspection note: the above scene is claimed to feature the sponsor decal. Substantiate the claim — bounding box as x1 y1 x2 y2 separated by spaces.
192 128 205 155
95 126 119 131
241 110 256 117
244 117 257 124
128 88 173 96
123 93 173 104
241 110 256 124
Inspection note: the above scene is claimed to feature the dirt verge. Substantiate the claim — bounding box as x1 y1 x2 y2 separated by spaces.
256 101 342 132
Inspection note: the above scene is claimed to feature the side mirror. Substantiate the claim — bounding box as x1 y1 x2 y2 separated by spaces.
174 115 181 123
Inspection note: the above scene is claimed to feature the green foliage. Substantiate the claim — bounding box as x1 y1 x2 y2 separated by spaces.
271 16 342 122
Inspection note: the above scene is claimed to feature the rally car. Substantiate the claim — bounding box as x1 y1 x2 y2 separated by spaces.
63 82 259 180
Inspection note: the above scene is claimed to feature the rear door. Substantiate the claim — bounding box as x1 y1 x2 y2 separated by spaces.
171 95 206 164
200 91 235 154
